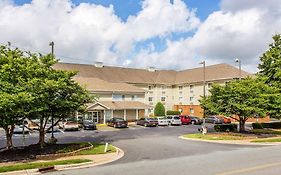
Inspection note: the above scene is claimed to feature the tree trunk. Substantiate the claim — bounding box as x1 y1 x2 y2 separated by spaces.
38 128 46 148
4 125 15 149
239 120 246 132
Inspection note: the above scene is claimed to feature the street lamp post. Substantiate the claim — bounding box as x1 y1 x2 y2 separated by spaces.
235 58 241 80
49 41 55 139
199 60 206 119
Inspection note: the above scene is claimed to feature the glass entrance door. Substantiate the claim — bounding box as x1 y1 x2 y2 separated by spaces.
92 111 98 123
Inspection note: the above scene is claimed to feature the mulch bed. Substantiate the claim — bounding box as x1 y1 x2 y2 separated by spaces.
0 143 90 163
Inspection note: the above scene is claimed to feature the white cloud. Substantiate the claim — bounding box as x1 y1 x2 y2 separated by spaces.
1 0 281 73
0 0 199 65
131 0 281 73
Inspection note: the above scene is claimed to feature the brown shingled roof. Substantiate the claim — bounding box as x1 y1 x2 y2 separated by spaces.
175 63 251 84
73 77 145 93
54 62 251 85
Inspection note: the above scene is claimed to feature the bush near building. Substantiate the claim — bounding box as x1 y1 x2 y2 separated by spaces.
154 102 165 116
166 110 181 115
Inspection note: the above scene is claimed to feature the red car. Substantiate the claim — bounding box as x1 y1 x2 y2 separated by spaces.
179 115 191 125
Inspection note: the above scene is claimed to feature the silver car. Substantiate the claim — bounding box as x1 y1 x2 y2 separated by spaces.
166 116 181 125
157 117 168 126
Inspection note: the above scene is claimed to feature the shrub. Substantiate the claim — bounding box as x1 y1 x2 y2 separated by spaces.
154 102 165 116
214 124 237 132
252 122 281 129
166 110 181 115
249 129 281 135
252 122 263 129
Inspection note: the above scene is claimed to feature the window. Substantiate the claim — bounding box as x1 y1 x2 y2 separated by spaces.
149 91 153 94
208 83 212 88
179 91 183 94
190 85 194 93
179 96 183 102
148 85 153 90
112 94 125 101
179 86 183 90
131 95 137 101
190 96 194 102
161 97 166 102
148 97 153 102
161 85 166 90
190 108 194 114
162 91 166 95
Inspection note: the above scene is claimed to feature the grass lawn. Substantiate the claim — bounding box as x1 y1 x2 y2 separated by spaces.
78 143 116 155
0 159 91 173
251 138 281 143
183 133 251 140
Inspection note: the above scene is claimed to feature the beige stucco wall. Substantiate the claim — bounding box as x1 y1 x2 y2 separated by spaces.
113 110 124 118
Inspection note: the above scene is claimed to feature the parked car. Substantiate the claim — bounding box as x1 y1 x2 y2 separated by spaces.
82 120 96 130
107 118 128 128
156 117 168 126
217 116 231 124
166 116 181 125
136 118 158 127
61 121 79 131
189 116 203 125
205 116 224 124
13 125 30 134
179 115 191 125
45 123 60 133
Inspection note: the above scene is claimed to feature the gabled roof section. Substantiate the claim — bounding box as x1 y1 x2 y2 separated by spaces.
73 77 145 93
175 63 251 84
54 62 252 85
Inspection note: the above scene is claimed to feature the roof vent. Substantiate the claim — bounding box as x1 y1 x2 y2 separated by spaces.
148 66 156 72
94 61 104 68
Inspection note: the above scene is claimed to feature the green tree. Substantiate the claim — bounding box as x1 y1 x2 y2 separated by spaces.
258 34 281 118
258 34 281 88
26 53 93 146
0 46 35 148
154 102 165 116
200 78 276 132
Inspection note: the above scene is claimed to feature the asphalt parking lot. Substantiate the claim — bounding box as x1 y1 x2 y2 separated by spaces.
2 124 275 175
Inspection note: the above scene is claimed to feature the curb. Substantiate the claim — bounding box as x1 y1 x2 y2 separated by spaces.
178 135 281 146
0 146 124 175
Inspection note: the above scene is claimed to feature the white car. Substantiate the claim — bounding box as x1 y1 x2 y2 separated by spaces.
166 116 181 125
157 117 168 126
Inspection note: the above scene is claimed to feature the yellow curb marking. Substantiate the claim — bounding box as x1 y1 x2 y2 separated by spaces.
216 162 281 175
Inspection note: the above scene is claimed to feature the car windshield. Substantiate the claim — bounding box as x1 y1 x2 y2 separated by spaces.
115 118 125 122
174 116 180 119
147 118 156 120
84 120 93 124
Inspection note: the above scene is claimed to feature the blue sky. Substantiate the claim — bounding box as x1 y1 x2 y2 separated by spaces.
14 0 220 21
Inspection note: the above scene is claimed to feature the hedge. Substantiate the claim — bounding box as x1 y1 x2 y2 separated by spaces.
252 122 281 129
214 124 237 132
166 110 181 115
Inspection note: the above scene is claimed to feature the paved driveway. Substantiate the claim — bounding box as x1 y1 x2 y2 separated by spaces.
2 124 277 175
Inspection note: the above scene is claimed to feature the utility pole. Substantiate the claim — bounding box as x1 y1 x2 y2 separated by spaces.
49 41 55 139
